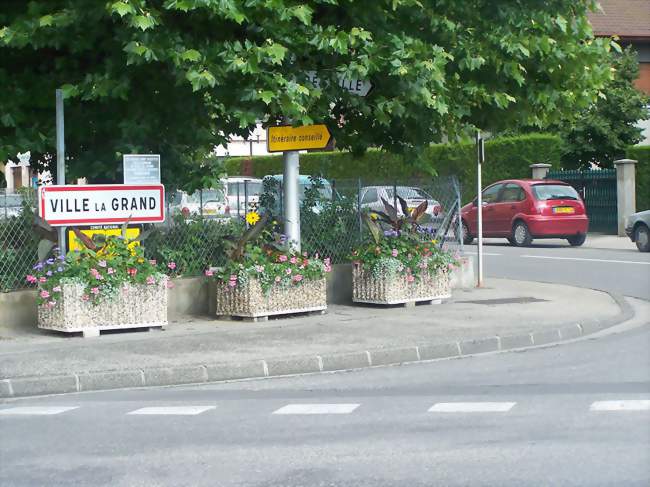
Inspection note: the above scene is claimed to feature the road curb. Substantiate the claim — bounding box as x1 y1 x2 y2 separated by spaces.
0 292 636 400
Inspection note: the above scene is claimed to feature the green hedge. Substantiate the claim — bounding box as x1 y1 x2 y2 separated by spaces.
625 145 650 211
226 133 562 199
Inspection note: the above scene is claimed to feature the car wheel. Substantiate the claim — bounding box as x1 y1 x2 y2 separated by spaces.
511 221 532 247
459 220 474 245
567 234 586 247
635 224 650 252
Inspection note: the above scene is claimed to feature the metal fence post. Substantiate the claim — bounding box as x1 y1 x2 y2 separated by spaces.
454 176 463 253
244 179 249 227
199 188 203 219
236 181 241 218
357 178 363 243
393 181 398 215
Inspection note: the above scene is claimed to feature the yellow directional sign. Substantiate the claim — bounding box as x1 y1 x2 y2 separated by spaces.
267 124 331 153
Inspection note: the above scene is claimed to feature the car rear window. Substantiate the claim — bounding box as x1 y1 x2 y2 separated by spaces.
228 182 262 196
532 184 580 201
386 187 430 200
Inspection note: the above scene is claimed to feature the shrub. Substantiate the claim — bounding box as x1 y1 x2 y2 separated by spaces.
626 145 650 211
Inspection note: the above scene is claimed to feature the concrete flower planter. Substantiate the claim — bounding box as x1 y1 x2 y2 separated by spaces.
214 278 327 320
38 279 168 337
352 266 451 305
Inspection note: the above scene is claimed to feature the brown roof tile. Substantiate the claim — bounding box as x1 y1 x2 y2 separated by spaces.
588 0 650 38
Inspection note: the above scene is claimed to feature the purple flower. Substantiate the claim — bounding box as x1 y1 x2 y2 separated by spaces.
57 266 63 272
46 270 52 277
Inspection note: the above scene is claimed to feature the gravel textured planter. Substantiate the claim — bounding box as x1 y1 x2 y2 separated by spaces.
38 279 168 337
352 266 451 305
215 278 327 319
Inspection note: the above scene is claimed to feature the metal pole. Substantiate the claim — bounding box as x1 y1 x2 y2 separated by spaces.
283 150 300 251
55 89 66 257
236 182 241 218
357 178 363 243
455 176 463 254
476 130 484 287
244 180 249 228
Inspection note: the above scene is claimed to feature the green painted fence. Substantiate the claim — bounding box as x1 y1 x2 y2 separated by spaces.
545 169 617 234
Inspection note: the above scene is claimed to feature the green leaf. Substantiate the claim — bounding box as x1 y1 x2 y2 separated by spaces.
291 5 313 25
181 49 201 62
39 15 54 27
110 1 136 17
132 15 156 31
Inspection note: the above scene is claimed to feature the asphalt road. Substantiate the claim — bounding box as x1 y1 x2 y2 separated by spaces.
470 238 650 299
1 237 648 486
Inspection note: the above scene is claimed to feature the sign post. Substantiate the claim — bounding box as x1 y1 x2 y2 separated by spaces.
55 89 66 256
476 130 485 287
39 184 165 226
267 124 332 251
123 154 161 185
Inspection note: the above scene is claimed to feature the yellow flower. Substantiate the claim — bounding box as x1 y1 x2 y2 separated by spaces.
370 213 379 220
246 211 261 225
431 239 437 245
137 257 144 263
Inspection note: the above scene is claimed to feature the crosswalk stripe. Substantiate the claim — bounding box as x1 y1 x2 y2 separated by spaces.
273 403 360 415
428 402 516 412
0 406 79 416
127 406 216 415
590 400 650 411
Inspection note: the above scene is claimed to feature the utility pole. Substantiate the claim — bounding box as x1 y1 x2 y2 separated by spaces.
283 149 300 252
476 130 484 287
55 89 66 257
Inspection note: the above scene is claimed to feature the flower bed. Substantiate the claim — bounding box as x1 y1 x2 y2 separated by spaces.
352 196 457 305
208 212 330 319
28 234 169 336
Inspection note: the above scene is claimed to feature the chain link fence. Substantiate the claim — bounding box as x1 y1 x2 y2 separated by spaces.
1 175 462 292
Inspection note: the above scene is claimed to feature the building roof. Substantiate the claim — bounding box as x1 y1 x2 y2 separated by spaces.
588 0 650 39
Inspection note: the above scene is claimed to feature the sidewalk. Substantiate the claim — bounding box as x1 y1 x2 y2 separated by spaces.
0 278 631 399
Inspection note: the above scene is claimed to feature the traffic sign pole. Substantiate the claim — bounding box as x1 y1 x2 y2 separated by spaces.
283 150 300 252
476 130 485 288
55 89 66 257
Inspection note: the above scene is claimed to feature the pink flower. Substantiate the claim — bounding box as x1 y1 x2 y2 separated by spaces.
285 268 292 275
167 262 177 270
314 253 320 259
274 276 281 283
107 268 115 275
81 294 89 302
419 261 428 269
39 276 47 283
47 300 57 308
278 255 288 262
391 249 398 257
26 274 37 284
229 274 237 281
95 273 104 280
290 256 297 264
228 280 237 287
324 264 332 273
324 257 331 266
204 269 214 277
293 274 303 282
39 290 50 299
146 275 156 285
128 268 137 277
166 281 175 289
448 263 455 270
407 275 415 283
254 265 264 273
302 252 308 257
90 287 99 295
97 260 107 268
90 268 99 276
52 286 62 293
299 264 305 270
149 259 157 266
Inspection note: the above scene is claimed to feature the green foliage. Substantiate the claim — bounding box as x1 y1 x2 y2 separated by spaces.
234 134 563 200
553 47 650 168
2 1 612 185
143 216 244 276
626 146 650 211
27 236 165 307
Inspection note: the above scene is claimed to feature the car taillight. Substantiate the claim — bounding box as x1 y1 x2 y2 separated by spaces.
535 202 547 215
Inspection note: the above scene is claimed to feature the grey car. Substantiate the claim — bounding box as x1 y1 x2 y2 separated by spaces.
625 210 650 252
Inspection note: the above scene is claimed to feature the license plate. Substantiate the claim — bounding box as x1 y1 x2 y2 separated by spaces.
203 208 217 214
553 206 575 214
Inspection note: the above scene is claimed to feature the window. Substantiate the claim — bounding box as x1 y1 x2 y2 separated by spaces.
361 188 378 204
500 183 525 202
532 184 580 201
386 187 431 200
481 184 503 204
228 181 262 196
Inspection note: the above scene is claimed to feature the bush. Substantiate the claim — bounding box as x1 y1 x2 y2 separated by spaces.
227 133 562 202
625 145 650 211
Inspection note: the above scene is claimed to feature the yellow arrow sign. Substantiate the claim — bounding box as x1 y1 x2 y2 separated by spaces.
267 124 331 153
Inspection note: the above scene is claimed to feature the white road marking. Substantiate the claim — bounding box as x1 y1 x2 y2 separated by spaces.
476 252 502 256
273 403 360 415
590 400 650 411
521 255 650 265
0 406 79 416
127 406 216 415
428 402 516 413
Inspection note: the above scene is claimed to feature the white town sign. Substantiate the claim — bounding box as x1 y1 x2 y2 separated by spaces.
39 184 165 226
305 71 373 97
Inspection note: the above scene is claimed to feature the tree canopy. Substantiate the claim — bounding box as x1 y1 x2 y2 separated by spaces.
553 47 649 168
1 0 614 189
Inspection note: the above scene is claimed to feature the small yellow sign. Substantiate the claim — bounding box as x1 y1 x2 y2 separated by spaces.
267 124 331 152
68 227 141 252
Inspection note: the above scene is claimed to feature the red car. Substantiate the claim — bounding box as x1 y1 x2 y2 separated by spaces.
460 179 589 247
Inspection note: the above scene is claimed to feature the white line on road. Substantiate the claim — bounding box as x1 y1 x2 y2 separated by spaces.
590 400 650 411
0 406 79 416
127 406 216 415
273 403 360 415
428 402 516 413
521 255 650 265
475 252 503 256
